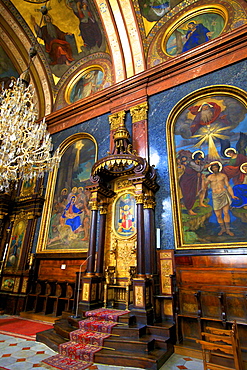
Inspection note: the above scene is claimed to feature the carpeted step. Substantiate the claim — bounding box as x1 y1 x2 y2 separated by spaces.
39 308 175 370
59 342 101 362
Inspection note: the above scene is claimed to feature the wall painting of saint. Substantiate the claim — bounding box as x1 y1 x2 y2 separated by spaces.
38 134 97 253
68 69 104 104
164 7 226 57
5 219 27 270
168 86 247 249
114 193 136 238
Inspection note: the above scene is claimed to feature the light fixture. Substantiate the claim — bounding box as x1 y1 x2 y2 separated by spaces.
0 55 60 192
0 3 60 192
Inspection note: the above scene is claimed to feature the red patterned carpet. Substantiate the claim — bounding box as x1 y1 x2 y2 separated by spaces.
43 308 129 370
0 316 53 340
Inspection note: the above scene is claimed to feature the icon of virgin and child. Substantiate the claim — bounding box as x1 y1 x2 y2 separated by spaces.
48 185 91 247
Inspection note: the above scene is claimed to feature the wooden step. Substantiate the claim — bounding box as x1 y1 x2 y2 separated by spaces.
36 313 176 370
112 323 147 338
147 322 175 337
36 329 173 369
36 328 68 352
20 311 59 324
141 334 170 350
94 347 173 370
104 335 156 353
53 320 159 353
54 318 77 339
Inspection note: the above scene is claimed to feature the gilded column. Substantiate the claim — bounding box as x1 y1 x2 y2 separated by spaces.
130 102 148 159
95 204 107 275
109 111 126 154
86 201 98 275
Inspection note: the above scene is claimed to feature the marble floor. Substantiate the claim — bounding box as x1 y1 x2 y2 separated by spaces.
0 315 204 370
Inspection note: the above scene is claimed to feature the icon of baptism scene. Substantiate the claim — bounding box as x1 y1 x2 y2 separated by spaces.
47 138 96 250
174 93 247 246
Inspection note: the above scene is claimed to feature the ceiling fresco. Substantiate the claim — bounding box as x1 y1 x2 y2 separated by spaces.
0 0 247 114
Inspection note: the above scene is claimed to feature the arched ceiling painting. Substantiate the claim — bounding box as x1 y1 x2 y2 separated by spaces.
0 0 246 115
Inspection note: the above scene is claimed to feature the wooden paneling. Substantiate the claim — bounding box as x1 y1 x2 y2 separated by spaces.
38 259 86 282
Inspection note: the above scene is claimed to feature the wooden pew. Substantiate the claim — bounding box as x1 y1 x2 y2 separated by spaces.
197 321 243 370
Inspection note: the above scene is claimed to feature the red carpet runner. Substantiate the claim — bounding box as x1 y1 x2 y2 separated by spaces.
0 316 53 340
42 308 129 370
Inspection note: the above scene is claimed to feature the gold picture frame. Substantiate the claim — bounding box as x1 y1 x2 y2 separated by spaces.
36 133 97 254
167 85 247 249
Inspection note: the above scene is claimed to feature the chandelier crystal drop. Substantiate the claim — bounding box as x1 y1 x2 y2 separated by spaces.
0 78 60 192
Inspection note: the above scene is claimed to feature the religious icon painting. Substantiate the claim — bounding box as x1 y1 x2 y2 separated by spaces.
114 193 136 238
1 277 15 292
37 133 97 253
5 219 27 271
167 85 247 249
20 178 36 197
66 67 104 104
163 5 228 57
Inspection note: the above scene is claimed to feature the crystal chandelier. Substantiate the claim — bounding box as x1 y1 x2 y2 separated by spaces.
0 77 60 192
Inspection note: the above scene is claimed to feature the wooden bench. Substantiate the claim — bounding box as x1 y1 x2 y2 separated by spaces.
197 321 243 370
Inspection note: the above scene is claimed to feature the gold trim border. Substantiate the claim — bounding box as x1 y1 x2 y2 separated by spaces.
166 85 247 250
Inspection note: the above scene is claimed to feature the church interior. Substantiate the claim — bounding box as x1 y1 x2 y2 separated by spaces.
0 0 247 369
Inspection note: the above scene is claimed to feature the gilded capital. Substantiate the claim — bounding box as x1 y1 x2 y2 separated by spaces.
130 102 148 123
144 196 156 209
99 205 108 214
109 111 126 130
89 201 98 211
135 194 144 204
